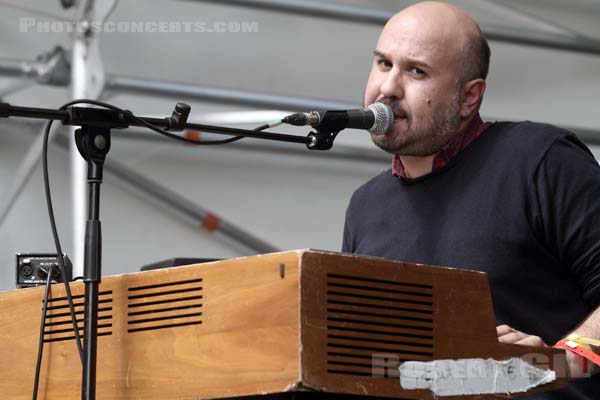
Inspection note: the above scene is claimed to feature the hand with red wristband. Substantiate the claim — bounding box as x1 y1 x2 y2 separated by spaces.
497 325 600 379
554 334 600 378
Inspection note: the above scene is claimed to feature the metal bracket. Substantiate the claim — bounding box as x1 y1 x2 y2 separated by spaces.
35 46 71 86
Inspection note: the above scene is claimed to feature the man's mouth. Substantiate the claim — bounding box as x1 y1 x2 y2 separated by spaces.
375 98 407 121
393 111 408 121
390 106 408 120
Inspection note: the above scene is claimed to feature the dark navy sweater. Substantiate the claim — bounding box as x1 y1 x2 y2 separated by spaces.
342 121 600 399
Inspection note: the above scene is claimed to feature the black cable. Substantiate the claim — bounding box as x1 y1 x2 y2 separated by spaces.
254 123 270 131
42 119 84 363
32 266 54 400
58 99 252 145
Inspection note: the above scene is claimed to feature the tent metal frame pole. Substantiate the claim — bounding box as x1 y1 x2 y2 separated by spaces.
190 0 600 56
0 59 32 78
477 0 586 38
71 25 89 286
193 0 392 24
105 75 357 111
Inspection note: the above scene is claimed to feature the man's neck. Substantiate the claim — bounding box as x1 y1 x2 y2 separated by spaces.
398 154 436 179
397 115 478 179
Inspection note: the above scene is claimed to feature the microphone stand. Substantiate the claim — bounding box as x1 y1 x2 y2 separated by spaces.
0 101 344 400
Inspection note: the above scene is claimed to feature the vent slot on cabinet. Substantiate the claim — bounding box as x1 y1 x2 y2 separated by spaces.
43 290 113 343
127 278 203 333
325 273 434 379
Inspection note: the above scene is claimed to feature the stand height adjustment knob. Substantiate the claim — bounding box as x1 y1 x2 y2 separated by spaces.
94 134 107 150
168 103 191 131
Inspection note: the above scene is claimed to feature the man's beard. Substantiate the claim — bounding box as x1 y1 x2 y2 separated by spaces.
371 92 462 156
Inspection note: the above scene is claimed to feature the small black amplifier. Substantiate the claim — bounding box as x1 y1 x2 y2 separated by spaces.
15 253 73 288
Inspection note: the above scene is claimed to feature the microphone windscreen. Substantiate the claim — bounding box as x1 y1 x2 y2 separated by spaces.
367 102 393 136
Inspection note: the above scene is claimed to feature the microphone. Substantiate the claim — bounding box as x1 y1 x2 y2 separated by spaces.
281 102 393 135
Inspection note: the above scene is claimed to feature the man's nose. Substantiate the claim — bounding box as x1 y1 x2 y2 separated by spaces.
380 70 403 99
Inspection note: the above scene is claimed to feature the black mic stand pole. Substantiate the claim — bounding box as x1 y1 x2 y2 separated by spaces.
0 100 344 400
74 125 109 400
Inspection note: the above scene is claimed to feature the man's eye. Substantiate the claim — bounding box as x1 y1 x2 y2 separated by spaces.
410 67 426 75
377 59 392 68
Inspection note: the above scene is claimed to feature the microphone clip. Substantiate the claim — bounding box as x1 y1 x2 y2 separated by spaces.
167 103 191 131
306 111 346 150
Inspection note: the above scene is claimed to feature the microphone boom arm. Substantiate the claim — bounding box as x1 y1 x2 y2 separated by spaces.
0 101 342 150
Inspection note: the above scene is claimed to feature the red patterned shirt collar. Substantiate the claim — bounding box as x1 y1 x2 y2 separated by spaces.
392 114 491 180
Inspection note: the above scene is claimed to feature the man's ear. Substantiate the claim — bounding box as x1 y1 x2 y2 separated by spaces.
460 78 486 118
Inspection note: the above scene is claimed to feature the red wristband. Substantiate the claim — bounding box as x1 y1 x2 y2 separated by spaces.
554 340 600 374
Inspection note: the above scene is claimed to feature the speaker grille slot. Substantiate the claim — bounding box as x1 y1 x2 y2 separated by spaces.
127 278 203 333
326 273 434 379
43 290 113 343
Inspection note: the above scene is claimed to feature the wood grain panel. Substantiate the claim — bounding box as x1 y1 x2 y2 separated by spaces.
0 250 567 399
299 251 567 400
0 251 302 399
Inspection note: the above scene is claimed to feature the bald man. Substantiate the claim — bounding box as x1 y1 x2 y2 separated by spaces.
342 2 600 398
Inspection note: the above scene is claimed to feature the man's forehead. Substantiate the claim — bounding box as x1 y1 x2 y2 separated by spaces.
376 15 459 64
376 30 451 65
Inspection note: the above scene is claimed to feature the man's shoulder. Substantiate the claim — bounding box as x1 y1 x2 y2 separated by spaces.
490 120 573 143
485 120 590 161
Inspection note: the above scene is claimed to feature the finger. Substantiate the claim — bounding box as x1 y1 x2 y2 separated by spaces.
496 324 515 336
515 335 547 347
498 331 528 344
498 327 524 339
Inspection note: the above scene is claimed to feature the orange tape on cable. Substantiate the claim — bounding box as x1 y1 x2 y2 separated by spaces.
201 212 220 232
185 129 201 143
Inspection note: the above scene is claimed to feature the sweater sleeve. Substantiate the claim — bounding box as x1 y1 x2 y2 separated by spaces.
341 196 356 253
533 132 600 308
